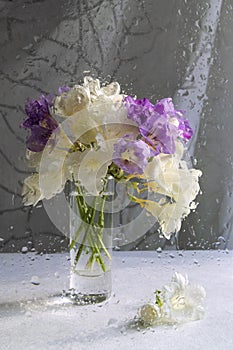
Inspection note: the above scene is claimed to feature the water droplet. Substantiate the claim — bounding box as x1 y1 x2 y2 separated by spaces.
21 246 28 254
30 276 40 285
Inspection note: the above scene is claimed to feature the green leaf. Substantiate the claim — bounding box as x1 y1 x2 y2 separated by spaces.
155 289 163 308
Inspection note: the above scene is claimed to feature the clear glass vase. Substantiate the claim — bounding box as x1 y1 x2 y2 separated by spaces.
66 180 114 304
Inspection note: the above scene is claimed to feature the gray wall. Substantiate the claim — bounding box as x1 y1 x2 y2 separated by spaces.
0 0 232 252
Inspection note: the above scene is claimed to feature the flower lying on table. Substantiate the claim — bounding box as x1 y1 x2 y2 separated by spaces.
139 272 206 326
21 76 202 271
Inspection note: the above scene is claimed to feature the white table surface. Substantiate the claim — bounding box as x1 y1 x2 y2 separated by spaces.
0 250 233 350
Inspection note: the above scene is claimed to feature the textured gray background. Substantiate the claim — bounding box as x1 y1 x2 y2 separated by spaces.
0 0 232 252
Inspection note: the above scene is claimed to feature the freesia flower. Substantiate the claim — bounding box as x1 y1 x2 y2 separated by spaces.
154 97 193 140
124 96 154 125
21 94 58 152
161 272 206 322
139 114 178 155
77 146 113 195
21 173 43 206
38 128 74 201
64 95 138 146
54 77 124 118
124 96 193 155
138 272 206 327
113 134 151 174
137 141 202 238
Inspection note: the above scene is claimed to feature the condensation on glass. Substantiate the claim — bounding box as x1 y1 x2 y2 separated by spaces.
0 0 233 252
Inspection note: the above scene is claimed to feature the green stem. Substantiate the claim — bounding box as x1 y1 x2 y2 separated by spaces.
97 234 111 260
74 197 97 265
71 185 111 273
98 195 106 227
86 233 107 272
70 221 84 250
76 185 88 216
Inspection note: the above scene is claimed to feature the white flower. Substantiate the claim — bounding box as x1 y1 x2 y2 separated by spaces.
25 150 42 171
77 141 114 195
38 128 74 201
161 272 206 322
62 95 137 145
22 174 43 206
138 272 206 328
142 141 202 238
54 77 124 118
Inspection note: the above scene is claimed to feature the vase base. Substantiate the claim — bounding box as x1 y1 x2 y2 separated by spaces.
62 289 111 305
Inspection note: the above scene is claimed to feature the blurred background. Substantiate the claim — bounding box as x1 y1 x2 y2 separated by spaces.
0 0 232 252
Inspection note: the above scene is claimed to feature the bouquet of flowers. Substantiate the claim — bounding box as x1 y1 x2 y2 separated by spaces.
21 76 201 277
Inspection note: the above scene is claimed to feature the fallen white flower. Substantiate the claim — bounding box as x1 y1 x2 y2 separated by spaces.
138 272 206 327
162 272 206 322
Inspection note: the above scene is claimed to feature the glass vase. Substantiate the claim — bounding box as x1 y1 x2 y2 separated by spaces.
67 180 114 304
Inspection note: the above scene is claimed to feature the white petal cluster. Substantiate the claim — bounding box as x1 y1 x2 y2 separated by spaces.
139 272 206 327
22 77 138 203
54 76 123 117
161 272 206 322
143 141 202 238
22 174 43 206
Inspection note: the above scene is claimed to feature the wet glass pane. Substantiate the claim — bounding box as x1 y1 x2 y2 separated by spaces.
1 0 232 251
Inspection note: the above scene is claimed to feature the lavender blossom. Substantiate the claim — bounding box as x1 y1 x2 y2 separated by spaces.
124 96 154 125
154 98 193 141
177 118 193 140
113 134 151 174
140 116 177 155
124 96 193 155
58 86 70 95
21 94 58 152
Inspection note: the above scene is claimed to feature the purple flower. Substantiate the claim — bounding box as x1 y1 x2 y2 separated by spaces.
124 96 193 154
113 134 151 174
21 94 58 152
25 126 54 152
177 118 193 140
124 96 154 125
140 116 177 155
58 86 70 95
154 98 193 141
154 97 177 116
